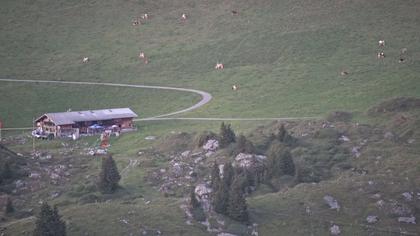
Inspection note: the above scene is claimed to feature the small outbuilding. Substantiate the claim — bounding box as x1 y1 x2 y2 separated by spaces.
34 108 138 138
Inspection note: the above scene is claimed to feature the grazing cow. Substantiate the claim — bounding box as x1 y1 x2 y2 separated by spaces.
139 52 145 59
215 63 224 69
132 18 140 26
401 48 407 54
378 40 385 47
231 10 238 15
232 84 238 91
399 58 405 63
181 13 187 20
82 57 89 63
377 52 385 59
340 71 349 76
141 13 149 20
144 58 149 64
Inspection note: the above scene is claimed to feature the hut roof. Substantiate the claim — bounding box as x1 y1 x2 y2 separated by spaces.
35 108 138 125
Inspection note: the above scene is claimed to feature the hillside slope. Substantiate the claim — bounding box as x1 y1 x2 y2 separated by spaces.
1 0 420 127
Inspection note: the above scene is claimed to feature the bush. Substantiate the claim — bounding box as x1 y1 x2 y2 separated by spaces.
234 135 256 155
194 131 217 147
326 111 353 122
191 207 206 222
79 194 101 204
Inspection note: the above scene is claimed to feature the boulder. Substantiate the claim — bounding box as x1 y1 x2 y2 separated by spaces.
398 216 416 224
366 215 378 224
330 225 341 235
203 139 219 152
402 192 413 201
324 195 340 210
234 153 266 169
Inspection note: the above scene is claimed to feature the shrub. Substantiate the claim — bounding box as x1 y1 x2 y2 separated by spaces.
234 135 256 155
219 122 236 148
194 131 217 147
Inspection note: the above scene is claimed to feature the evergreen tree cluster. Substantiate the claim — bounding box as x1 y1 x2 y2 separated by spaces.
5 196 14 215
266 141 296 179
98 155 121 194
211 162 249 222
270 124 295 146
33 202 66 236
219 122 236 148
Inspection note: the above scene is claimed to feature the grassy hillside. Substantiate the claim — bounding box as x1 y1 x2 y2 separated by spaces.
1 0 420 128
1 0 420 235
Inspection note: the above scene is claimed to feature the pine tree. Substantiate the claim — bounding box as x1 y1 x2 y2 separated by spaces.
210 162 220 189
98 155 121 194
33 202 66 236
227 176 249 222
235 134 255 155
266 142 295 178
5 196 14 214
277 124 287 142
266 141 284 178
190 187 200 209
212 179 229 214
271 124 295 145
2 162 12 179
222 162 234 187
219 122 236 148
279 149 295 176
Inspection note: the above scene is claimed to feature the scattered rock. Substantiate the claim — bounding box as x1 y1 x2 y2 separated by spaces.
234 153 266 169
351 146 361 158
50 192 60 199
205 151 214 157
218 233 238 236
203 139 219 152
390 201 412 216
330 224 341 235
324 195 340 211
366 215 378 224
376 200 385 208
384 132 394 140
398 216 416 224
181 150 191 158
407 139 415 144
29 172 41 179
371 193 381 199
15 180 25 188
402 192 413 201
145 136 156 140
338 135 350 142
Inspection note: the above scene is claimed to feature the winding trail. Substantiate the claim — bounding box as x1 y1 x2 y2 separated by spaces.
0 78 212 119
0 78 320 130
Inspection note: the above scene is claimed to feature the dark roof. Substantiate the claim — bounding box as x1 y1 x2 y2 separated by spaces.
36 108 138 125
